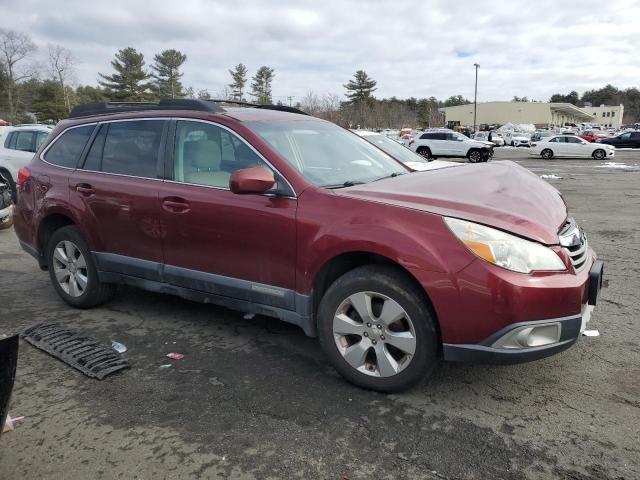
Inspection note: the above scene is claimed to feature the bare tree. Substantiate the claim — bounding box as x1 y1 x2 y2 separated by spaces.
47 44 75 112
0 29 37 121
300 91 322 116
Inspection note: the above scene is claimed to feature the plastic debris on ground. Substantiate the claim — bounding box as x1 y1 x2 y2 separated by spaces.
166 352 184 360
2 414 24 433
583 330 600 337
540 174 562 179
159 364 172 369
111 341 127 353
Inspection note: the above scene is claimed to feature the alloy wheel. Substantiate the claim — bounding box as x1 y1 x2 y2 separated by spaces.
469 151 482 162
52 240 88 297
332 291 417 377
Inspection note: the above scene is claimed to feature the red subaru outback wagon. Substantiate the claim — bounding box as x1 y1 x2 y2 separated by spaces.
13 100 604 392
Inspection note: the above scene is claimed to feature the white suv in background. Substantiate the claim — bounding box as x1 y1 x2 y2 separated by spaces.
0 125 53 199
410 129 493 162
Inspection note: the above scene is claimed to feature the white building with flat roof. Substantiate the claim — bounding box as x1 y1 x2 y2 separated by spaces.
440 101 624 129
580 104 624 128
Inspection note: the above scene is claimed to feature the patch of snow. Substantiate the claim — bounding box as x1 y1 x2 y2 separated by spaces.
597 162 632 169
540 174 562 179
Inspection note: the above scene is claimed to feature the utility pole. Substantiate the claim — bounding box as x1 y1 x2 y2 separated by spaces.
287 96 293 106
473 63 480 132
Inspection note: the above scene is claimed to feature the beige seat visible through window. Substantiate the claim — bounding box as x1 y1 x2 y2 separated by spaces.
183 139 231 188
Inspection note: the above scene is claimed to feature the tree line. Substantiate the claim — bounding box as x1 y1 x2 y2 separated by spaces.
1 27 639 127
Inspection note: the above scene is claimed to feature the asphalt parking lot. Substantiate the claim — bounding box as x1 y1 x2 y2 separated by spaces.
1 150 639 480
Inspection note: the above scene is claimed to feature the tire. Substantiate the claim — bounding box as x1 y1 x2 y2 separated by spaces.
592 149 606 160
541 149 554 159
0 169 16 204
0 213 13 230
46 225 116 308
317 265 438 393
467 149 482 163
416 147 432 160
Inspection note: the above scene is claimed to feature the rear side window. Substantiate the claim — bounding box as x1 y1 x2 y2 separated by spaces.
44 125 95 168
15 131 37 152
83 120 165 178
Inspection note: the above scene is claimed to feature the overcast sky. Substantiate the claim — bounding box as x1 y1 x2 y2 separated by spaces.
3 0 640 103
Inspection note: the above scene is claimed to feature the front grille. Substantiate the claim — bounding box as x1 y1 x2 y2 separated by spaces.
559 219 589 273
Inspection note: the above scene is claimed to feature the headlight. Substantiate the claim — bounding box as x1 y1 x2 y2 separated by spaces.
445 217 566 273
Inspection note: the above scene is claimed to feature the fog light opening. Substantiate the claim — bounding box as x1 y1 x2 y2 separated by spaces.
492 322 562 350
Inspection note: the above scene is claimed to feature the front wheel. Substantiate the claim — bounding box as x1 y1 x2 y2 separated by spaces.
541 149 554 159
592 149 606 160
317 265 438 393
416 147 432 160
46 226 116 308
467 149 482 163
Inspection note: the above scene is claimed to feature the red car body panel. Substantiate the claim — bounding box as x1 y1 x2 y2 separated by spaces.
13 108 599 357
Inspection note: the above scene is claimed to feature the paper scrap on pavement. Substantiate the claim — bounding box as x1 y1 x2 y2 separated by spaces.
540 174 562 179
2 415 24 433
583 330 600 337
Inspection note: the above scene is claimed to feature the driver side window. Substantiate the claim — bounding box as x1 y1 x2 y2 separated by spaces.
174 121 269 188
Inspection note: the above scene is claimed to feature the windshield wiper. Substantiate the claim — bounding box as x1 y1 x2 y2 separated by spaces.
324 180 366 189
373 171 406 181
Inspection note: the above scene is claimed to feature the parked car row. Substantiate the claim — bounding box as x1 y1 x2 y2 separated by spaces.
10 99 604 392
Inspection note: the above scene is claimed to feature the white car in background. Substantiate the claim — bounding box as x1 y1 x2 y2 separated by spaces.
352 130 462 171
0 125 53 199
411 129 493 162
472 131 505 146
530 135 615 160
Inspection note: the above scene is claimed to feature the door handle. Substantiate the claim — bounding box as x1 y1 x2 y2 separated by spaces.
75 183 95 196
162 197 190 214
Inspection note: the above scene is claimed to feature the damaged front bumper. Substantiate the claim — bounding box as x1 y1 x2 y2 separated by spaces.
443 260 604 364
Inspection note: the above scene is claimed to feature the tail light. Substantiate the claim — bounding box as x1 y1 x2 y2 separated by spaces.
16 167 31 186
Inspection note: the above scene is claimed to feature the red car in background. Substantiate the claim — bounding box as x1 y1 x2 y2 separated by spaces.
13 99 605 392
579 130 609 142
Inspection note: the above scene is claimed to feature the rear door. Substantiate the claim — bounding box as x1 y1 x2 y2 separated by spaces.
69 119 167 280
428 133 449 155
1 130 42 180
158 119 298 309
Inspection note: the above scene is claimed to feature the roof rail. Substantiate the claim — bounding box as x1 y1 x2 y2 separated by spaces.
68 99 226 119
204 99 308 116
68 98 308 119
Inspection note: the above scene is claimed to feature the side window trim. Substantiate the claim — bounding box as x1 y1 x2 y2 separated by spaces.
4 132 15 149
168 117 296 197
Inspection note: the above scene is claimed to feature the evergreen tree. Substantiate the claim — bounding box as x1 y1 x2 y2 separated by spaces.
32 79 67 122
151 49 187 98
228 63 248 101
98 47 151 100
343 70 377 103
250 66 274 104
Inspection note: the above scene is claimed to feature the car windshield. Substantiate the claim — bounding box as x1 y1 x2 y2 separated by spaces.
248 120 408 187
359 133 428 165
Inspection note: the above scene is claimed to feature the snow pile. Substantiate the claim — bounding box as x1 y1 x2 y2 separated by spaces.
597 162 632 169
497 123 536 133
540 174 562 179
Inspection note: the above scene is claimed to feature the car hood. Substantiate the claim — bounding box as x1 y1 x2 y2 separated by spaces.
337 161 567 244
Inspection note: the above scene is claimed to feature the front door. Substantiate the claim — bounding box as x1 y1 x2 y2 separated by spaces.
158 119 298 310
69 119 167 279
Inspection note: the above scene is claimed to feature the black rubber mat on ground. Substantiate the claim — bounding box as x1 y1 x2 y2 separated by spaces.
22 323 129 380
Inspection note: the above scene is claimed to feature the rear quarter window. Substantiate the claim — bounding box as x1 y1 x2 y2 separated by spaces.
44 125 95 168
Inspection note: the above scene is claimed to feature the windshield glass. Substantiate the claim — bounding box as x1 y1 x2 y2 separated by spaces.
248 120 407 187
359 133 427 165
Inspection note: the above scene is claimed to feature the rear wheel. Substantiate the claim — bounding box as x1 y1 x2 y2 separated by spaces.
46 226 116 308
467 149 482 163
416 147 432 160
0 169 15 204
541 149 554 159
592 149 606 160
317 265 438 392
